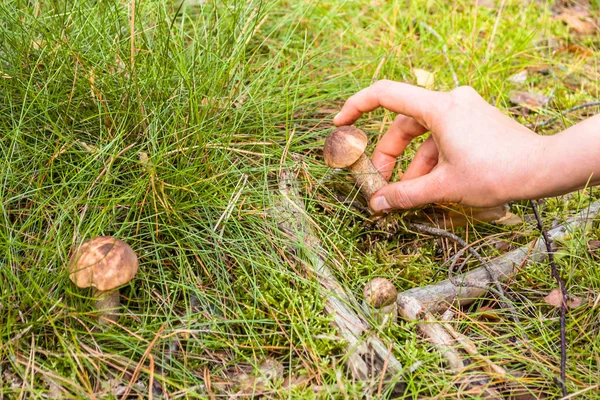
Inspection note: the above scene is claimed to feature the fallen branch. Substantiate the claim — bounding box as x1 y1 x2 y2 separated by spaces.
274 169 403 381
398 201 600 314
411 223 515 314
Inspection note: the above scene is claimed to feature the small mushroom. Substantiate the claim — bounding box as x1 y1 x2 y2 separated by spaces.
323 126 387 206
363 277 398 326
68 236 139 323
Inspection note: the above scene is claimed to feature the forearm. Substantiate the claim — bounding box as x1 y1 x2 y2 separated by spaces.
534 114 600 198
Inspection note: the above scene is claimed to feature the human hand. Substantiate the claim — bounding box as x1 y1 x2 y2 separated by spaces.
333 81 550 213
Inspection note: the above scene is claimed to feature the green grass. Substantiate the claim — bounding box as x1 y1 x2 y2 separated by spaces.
1 0 599 398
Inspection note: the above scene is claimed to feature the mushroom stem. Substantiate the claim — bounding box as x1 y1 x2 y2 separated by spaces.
93 288 120 323
347 154 387 202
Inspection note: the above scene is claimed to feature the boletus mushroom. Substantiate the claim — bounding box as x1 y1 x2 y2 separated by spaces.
323 125 387 204
363 277 398 326
68 236 138 323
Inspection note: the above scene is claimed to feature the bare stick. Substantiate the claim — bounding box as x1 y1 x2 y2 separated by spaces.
527 101 600 130
441 319 507 378
399 201 600 314
411 223 508 302
396 295 464 371
530 200 568 397
275 169 403 381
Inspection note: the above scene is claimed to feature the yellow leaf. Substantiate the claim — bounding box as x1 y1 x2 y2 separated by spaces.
412 68 435 90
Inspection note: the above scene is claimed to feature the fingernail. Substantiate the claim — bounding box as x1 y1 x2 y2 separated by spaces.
333 112 342 122
371 196 391 212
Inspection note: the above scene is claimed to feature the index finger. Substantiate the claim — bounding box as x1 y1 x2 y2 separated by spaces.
333 80 446 128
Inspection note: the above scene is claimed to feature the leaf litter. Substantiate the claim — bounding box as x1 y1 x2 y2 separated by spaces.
544 288 584 309
509 91 551 110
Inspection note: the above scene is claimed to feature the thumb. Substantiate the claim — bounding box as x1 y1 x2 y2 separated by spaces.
370 172 447 212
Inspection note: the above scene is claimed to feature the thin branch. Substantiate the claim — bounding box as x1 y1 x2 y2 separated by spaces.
530 200 568 397
396 295 464 371
410 223 518 317
527 101 600 130
441 318 507 378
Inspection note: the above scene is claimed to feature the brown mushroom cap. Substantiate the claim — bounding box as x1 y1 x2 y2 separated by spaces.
363 278 398 308
323 126 368 168
68 236 139 291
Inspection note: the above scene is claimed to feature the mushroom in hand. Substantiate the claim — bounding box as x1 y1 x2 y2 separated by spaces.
363 277 398 326
324 125 510 226
68 236 139 323
323 126 387 206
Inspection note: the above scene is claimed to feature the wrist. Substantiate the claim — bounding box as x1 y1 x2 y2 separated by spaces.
500 133 558 202
524 131 595 200
526 134 561 199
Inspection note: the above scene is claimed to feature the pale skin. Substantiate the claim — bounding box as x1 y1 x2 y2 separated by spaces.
333 80 600 214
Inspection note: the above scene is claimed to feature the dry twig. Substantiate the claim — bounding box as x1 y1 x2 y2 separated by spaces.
396 295 464 371
527 101 600 130
530 200 568 397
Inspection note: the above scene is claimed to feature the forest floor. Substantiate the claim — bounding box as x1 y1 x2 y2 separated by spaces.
1 0 599 398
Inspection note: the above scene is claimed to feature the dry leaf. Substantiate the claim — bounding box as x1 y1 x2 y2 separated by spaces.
508 70 528 84
412 68 435 90
557 43 593 56
494 212 523 226
544 288 563 307
554 9 598 34
543 288 584 309
567 295 584 308
509 91 550 109
485 237 512 252
474 305 501 321
587 240 600 251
